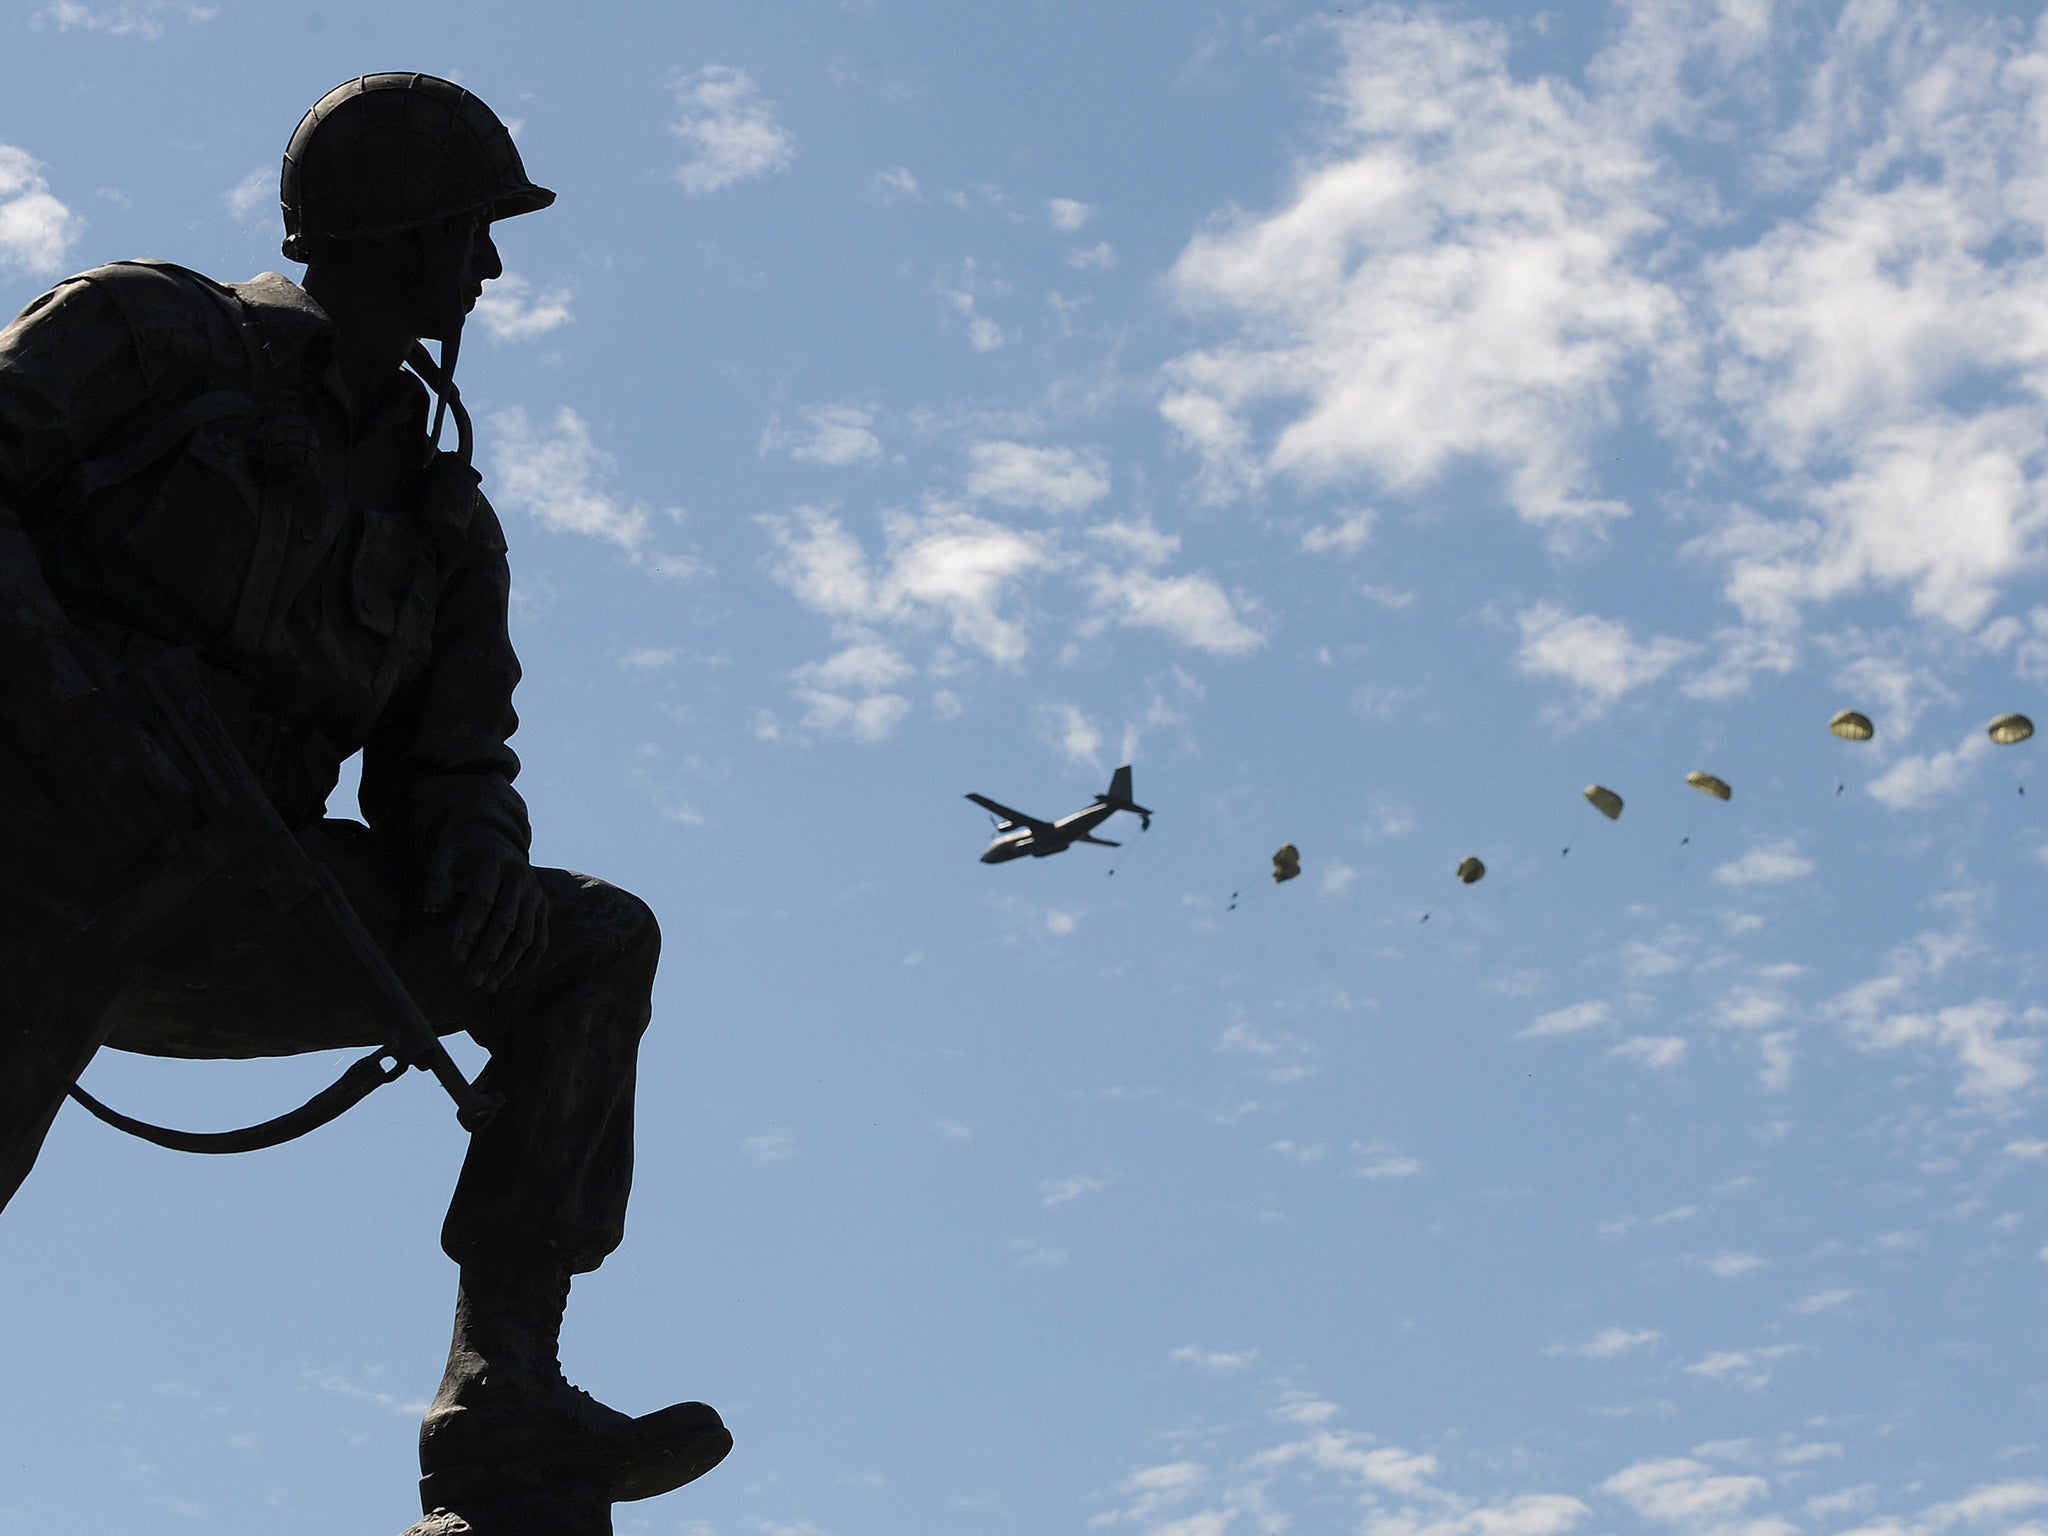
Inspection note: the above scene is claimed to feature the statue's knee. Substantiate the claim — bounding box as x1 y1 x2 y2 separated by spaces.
552 874 661 973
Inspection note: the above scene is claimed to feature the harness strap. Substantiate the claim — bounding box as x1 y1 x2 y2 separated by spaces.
65 1048 406 1155
69 391 264 503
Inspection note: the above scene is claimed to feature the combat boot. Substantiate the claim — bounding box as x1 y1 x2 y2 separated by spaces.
418 1258 731 1503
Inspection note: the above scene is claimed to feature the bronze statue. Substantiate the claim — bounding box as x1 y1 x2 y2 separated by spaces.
0 74 728 1531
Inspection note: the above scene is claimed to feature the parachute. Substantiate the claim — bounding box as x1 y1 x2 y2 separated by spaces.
1828 710 1874 741
1455 856 1485 885
1685 771 1732 801
1989 713 2035 745
1583 784 1624 821
1271 844 1301 884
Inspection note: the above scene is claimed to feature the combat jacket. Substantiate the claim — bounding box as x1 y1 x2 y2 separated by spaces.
0 260 529 856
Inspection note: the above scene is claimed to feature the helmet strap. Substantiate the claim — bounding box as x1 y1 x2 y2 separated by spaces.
407 323 474 471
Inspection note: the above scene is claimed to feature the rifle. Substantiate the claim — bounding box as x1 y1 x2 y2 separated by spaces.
63 647 504 1153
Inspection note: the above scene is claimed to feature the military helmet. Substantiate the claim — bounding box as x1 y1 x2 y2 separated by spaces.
280 73 554 261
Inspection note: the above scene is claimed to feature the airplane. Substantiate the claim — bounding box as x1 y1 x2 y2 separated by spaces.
967 765 1153 864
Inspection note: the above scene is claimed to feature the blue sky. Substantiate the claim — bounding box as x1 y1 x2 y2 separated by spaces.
5 2 2048 1533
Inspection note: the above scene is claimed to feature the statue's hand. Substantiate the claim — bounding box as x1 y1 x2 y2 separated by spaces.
420 827 550 992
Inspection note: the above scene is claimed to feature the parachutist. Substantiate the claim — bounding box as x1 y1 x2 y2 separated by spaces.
1679 836 1690 846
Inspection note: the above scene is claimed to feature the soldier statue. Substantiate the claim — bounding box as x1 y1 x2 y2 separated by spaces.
0 74 730 1521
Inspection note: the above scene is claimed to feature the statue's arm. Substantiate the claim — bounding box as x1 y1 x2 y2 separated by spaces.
361 491 545 988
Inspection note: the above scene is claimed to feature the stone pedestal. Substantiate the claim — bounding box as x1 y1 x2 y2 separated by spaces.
399 1472 610 1536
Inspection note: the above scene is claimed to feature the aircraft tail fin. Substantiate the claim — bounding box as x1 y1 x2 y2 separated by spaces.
1099 764 1153 830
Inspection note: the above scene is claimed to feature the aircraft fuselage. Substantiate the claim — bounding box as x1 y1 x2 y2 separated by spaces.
979 801 1116 863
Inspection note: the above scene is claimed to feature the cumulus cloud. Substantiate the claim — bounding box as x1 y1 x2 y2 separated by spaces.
1048 197 1093 231
1682 1345 1802 1391
1711 842 1815 889
1826 923 2040 1102
473 274 575 342
761 404 883 467
32 0 214 37
0 145 82 277
1160 10 1677 522
487 406 651 550
763 504 1051 665
668 65 795 194
1601 1456 1788 1531
1085 565 1264 655
1866 731 1992 809
1515 604 1696 716
788 642 913 743
964 441 1110 514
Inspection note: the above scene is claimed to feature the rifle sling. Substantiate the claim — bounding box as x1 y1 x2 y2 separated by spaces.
65 1048 407 1155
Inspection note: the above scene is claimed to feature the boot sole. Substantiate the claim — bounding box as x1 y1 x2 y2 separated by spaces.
420 1402 732 1507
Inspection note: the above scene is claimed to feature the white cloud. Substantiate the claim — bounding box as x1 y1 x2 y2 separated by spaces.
0 145 82 277
1544 1326 1663 1359
1048 197 1093 231
1610 1035 1687 1070
872 166 919 201
1682 1346 1801 1391
1068 242 1118 271
1696 1250 1771 1279
742 1127 797 1165
1035 702 1103 770
32 0 214 37
762 405 883 467
1521 1000 1611 1039
1348 1140 1422 1181
222 167 269 228
1827 929 2040 1102
1300 510 1376 556
473 273 575 342
1515 604 1696 715
1170 1346 1258 1371
964 441 1110 514
668 65 795 195
1086 566 1263 655
1787 1287 1857 1316
1866 731 1992 809
1160 11 1676 523
487 406 650 550
1041 1172 1113 1207
1711 842 1815 889
763 504 1051 666
789 642 913 743
1601 1456 1786 1531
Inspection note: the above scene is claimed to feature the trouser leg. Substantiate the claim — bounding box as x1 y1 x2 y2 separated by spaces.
438 870 660 1274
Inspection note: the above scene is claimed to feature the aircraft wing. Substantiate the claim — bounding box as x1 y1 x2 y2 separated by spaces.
966 792 1055 834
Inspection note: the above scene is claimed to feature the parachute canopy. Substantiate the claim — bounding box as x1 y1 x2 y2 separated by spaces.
1989 713 2035 745
1583 784 1624 821
1455 856 1485 885
1686 771 1732 801
1828 710 1875 741
1272 844 1301 884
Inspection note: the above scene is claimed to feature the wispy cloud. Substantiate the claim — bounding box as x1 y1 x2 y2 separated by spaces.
668 65 795 195
32 0 214 38
762 405 883 467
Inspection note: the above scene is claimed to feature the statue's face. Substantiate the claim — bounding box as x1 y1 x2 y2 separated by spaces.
410 211 502 343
